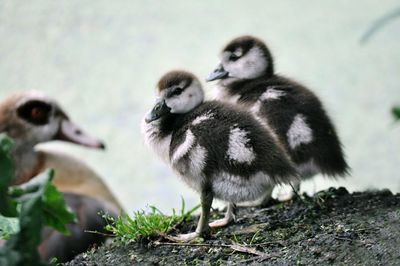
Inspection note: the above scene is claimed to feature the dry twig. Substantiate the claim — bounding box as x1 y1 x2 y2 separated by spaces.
153 241 278 262
85 230 115 237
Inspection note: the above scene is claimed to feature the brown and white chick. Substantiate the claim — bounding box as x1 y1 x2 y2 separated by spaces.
207 35 349 202
142 70 298 242
0 91 122 262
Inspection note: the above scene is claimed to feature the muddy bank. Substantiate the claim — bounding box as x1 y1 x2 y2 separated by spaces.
65 188 400 265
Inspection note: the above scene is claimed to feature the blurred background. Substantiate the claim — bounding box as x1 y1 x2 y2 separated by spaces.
0 0 399 212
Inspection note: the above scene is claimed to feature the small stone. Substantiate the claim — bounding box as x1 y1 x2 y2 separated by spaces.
232 223 268 235
310 246 322 255
130 254 137 262
325 252 337 261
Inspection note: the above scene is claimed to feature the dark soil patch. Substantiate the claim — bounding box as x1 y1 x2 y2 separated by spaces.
65 188 400 265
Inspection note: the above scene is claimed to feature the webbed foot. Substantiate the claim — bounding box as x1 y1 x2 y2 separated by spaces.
209 202 235 228
274 183 300 202
170 232 201 242
209 216 232 228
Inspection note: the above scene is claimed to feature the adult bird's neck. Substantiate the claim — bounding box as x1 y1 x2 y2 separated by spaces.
11 144 45 185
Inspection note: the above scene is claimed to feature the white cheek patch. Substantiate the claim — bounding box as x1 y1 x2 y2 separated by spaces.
223 47 268 79
259 87 286 101
192 111 214 125
287 114 313 149
171 130 195 163
165 81 204 114
227 126 255 164
29 119 59 144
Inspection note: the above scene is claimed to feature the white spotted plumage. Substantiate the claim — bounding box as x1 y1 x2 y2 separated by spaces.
175 144 208 192
259 87 286 101
171 130 195 163
192 111 214 125
226 126 256 164
187 144 207 177
287 114 313 149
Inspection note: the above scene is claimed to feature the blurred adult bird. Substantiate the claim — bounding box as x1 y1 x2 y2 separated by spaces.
0 91 122 262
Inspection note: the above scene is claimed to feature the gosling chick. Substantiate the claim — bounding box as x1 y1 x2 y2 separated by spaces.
142 70 298 242
207 35 349 201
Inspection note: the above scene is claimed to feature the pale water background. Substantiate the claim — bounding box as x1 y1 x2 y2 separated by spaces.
0 1 399 212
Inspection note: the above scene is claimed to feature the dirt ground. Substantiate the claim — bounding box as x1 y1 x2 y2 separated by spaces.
65 187 400 265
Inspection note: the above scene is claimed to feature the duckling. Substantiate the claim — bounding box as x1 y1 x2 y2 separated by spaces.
142 70 298 241
0 91 121 262
207 35 349 201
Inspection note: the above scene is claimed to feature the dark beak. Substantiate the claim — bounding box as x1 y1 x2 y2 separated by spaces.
55 119 105 149
206 64 229 82
145 99 171 123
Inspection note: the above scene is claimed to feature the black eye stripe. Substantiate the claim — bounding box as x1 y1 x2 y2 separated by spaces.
229 53 240 61
173 88 183 95
166 87 184 98
16 100 52 125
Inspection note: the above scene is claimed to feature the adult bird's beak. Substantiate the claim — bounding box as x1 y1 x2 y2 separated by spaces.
145 99 171 123
55 119 105 149
206 64 229 82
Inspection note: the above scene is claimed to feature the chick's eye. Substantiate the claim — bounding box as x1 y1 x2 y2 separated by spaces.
229 54 239 61
173 88 183 96
31 107 45 120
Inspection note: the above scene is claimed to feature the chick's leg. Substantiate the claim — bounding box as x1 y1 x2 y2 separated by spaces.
172 190 213 242
275 180 301 202
209 202 236 228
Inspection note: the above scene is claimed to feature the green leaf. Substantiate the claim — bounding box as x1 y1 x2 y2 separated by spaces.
0 134 73 265
0 133 13 154
1 170 73 266
0 134 17 217
0 216 19 240
11 170 76 235
0 173 46 266
392 106 400 121
41 172 76 234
